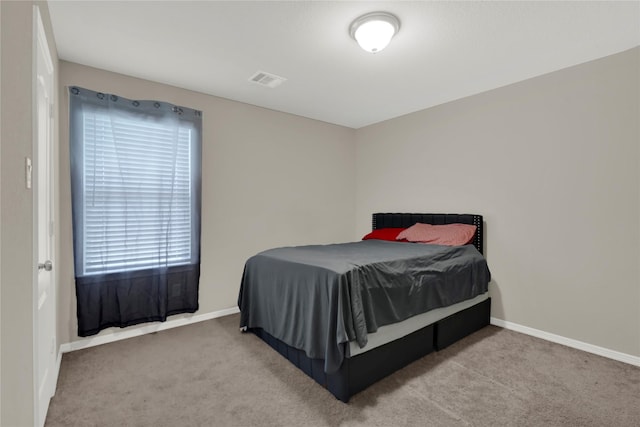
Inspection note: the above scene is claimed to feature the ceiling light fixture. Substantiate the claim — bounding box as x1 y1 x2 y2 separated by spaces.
349 12 400 54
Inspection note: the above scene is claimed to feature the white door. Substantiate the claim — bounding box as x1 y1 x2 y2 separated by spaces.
34 6 56 427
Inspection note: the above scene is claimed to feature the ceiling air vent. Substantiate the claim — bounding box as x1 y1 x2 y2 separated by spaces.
248 71 287 88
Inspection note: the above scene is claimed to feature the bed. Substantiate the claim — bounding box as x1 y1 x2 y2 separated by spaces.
238 213 491 402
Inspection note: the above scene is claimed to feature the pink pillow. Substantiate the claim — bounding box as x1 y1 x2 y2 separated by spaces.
396 223 476 246
362 228 407 241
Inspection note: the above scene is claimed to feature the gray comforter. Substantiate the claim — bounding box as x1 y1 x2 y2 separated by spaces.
238 240 491 373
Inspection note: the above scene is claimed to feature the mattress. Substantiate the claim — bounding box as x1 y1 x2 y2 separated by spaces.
239 240 491 373
347 292 489 357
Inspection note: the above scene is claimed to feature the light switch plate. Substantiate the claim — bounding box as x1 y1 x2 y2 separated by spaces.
26 157 32 189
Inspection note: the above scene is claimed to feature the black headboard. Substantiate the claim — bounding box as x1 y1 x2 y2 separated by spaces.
372 213 484 254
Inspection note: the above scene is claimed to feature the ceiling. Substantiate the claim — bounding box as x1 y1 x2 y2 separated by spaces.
48 1 640 129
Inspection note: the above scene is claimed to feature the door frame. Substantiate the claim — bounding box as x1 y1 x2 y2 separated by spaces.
32 5 57 427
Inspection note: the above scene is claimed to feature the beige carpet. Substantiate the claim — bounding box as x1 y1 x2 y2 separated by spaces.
46 314 640 427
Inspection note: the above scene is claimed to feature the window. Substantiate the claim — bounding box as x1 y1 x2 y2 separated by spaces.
69 87 202 336
81 110 193 275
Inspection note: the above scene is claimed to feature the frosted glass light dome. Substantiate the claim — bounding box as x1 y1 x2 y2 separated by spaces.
349 12 400 53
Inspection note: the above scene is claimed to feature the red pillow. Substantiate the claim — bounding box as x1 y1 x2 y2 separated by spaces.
362 227 406 241
396 223 476 246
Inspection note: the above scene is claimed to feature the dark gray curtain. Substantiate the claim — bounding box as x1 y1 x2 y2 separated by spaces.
69 86 202 336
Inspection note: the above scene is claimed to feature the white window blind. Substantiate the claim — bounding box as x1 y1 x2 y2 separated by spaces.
82 111 193 275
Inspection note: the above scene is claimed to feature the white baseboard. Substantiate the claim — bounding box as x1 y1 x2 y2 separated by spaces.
59 306 240 354
56 310 639 367
490 317 640 367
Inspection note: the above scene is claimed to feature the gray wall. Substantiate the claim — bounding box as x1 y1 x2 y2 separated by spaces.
0 1 59 425
0 1 3 422
58 49 640 360
58 61 357 345
355 47 640 357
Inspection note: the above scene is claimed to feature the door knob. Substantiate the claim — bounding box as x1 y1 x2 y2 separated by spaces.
38 260 53 271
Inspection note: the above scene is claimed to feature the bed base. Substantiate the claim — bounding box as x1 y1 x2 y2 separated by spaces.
252 297 491 402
